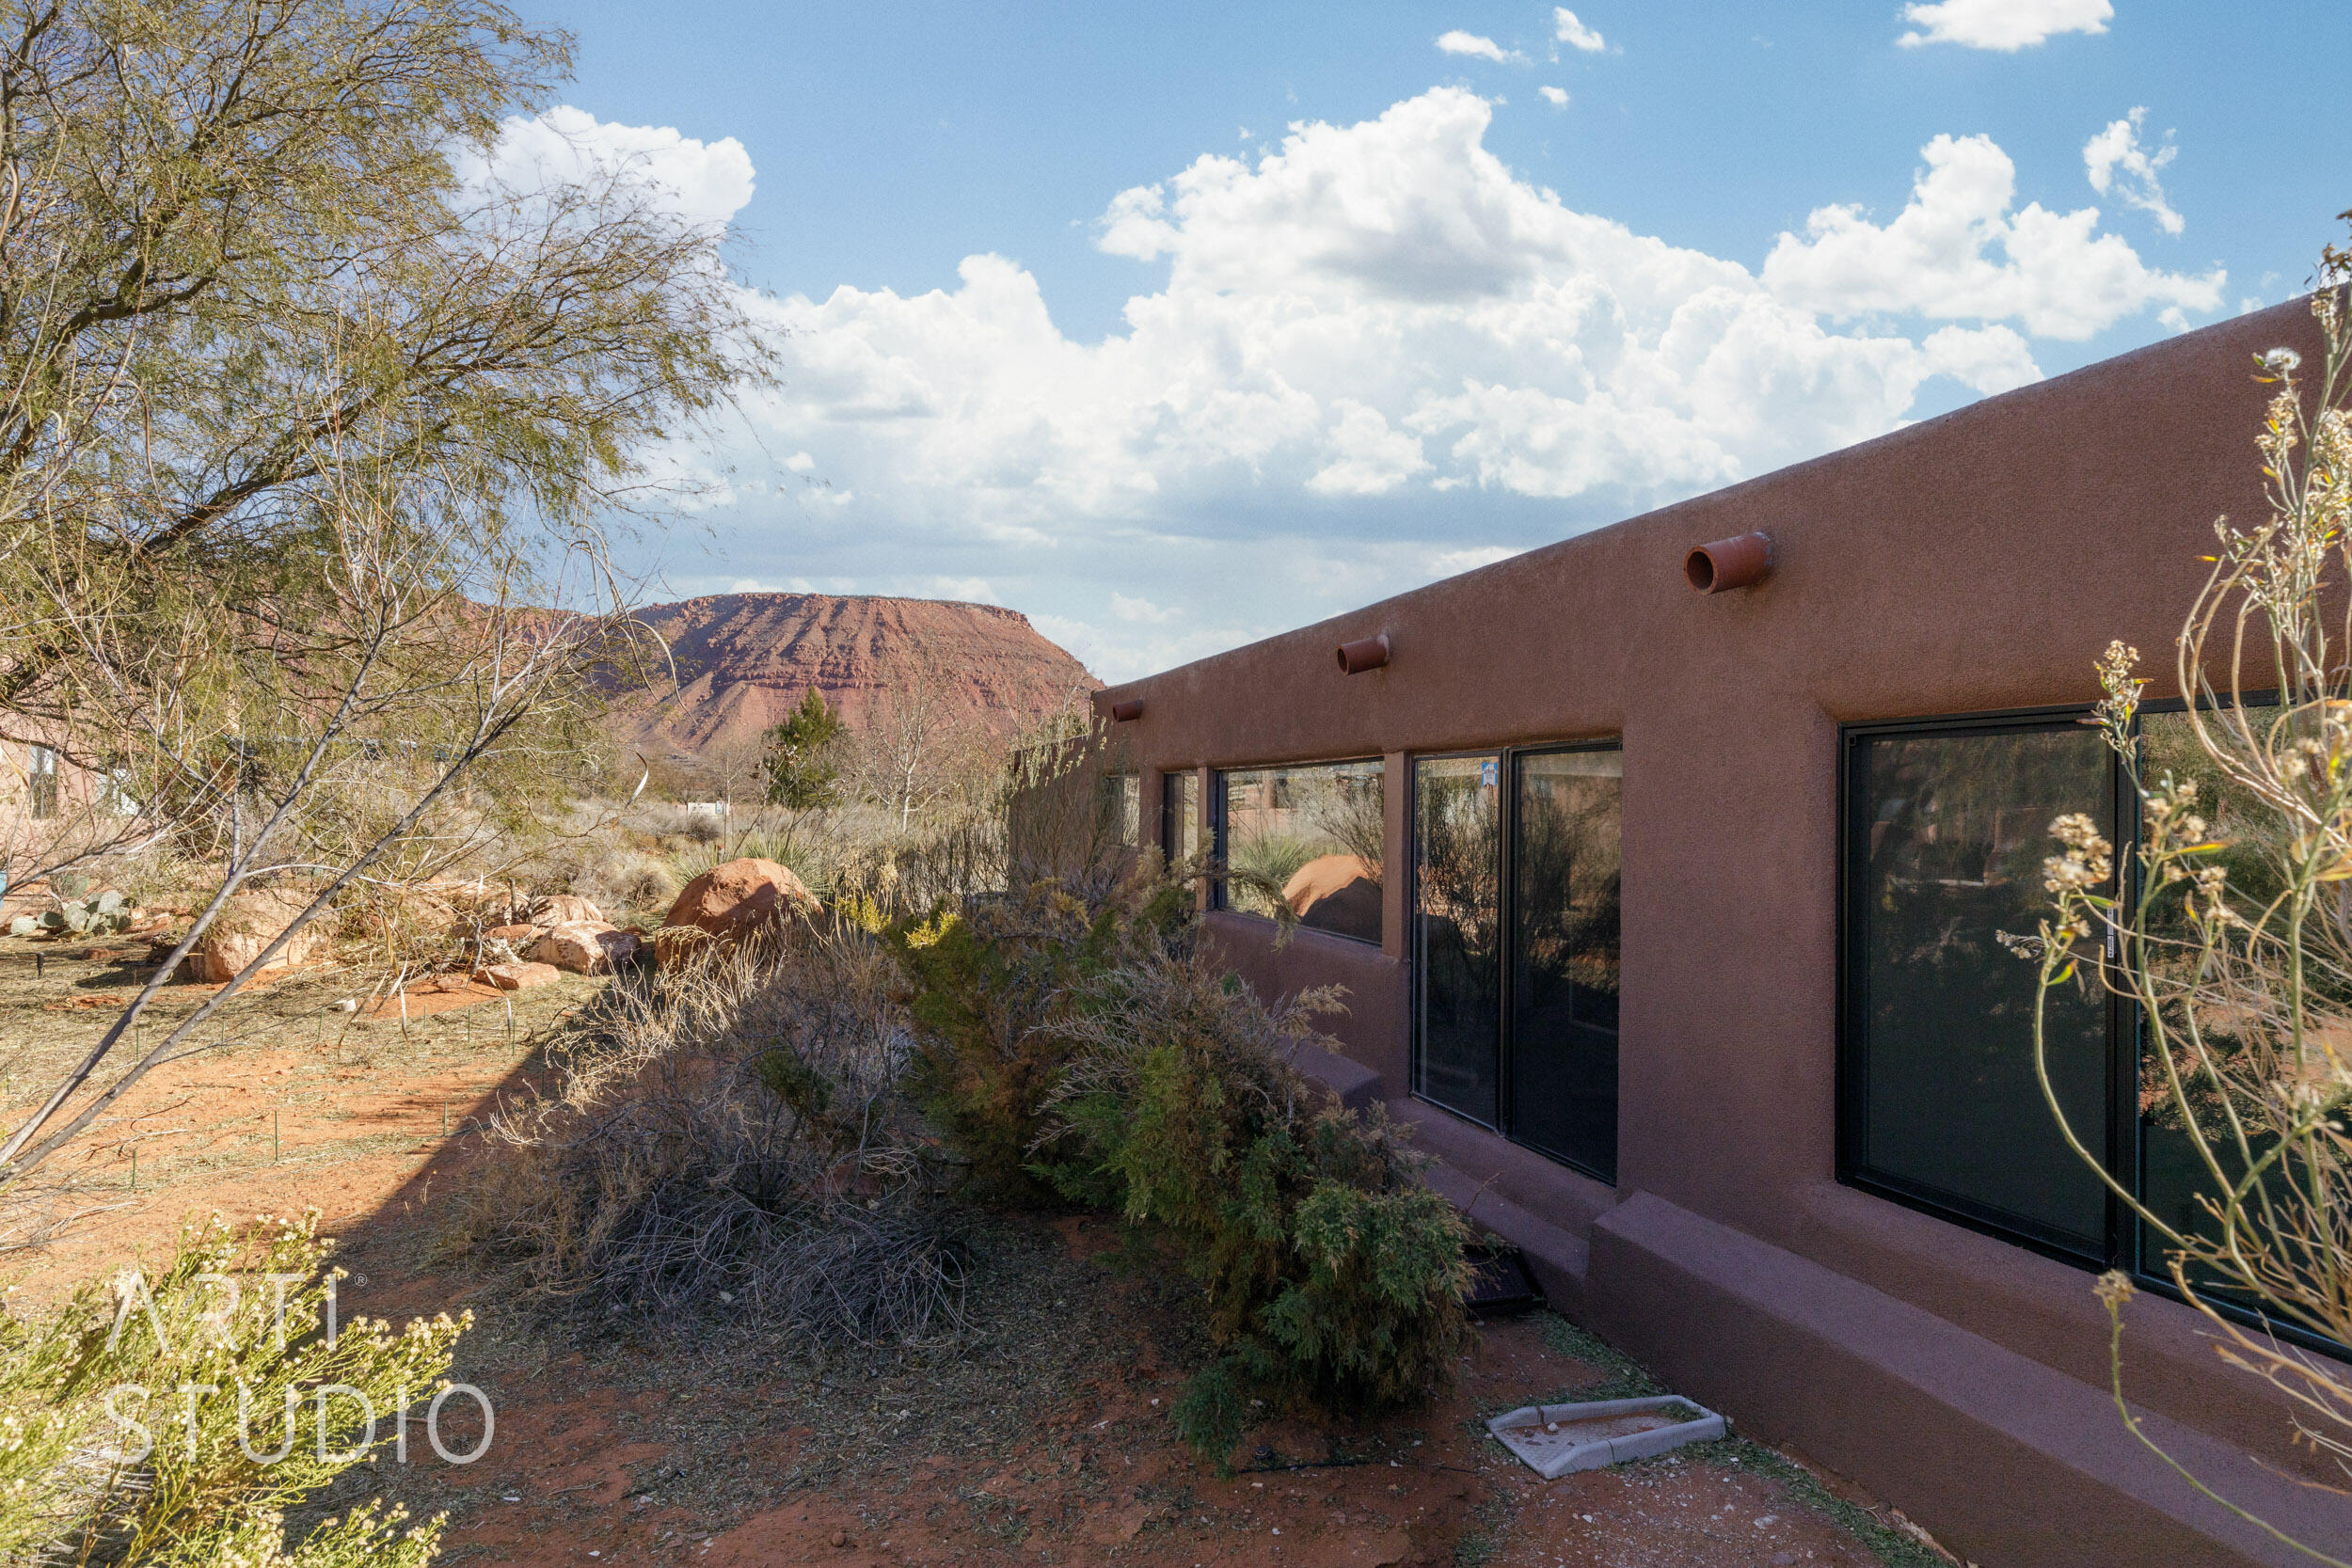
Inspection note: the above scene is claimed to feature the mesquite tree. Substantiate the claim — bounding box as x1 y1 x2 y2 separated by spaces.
0 0 759 837
0 0 768 1186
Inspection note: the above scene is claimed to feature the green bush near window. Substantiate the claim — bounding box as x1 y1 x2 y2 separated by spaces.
891 871 1199 1204
892 868 1470 1462
1037 959 1472 1457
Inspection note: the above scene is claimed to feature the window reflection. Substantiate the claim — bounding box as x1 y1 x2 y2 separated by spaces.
2135 707 2291 1305
1217 760 1385 944
1511 749 1622 1180
1163 769 1200 862
1847 724 2111 1257
26 744 57 820
1415 755 1501 1124
1102 772 1140 847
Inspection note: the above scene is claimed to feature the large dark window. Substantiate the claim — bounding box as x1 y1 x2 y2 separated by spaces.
1214 760 1385 944
1413 756 1501 1124
1842 717 2113 1259
1841 707 2321 1317
1413 744 1621 1182
1511 750 1623 1175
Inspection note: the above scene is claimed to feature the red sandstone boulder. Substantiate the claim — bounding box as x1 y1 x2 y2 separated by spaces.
189 888 326 984
475 960 558 991
1281 854 1384 944
1282 854 1376 914
657 858 818 967
530 921 641 974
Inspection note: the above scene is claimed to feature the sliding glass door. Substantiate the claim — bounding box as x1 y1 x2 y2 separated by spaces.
1413 743 1623 1181
1413 757 1501 1124
1510 749 1623 1177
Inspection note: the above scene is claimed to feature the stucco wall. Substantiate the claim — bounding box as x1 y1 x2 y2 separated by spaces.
1115 297 2350 1565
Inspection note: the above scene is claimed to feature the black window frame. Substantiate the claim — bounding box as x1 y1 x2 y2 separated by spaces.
1836 705 2127 1270
1837 699 2347 1357
1408 738 1624 1184
1209 756 1387 946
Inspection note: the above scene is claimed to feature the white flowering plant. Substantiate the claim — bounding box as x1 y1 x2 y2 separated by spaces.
2031 277 2352 1565
0 1212 466 1567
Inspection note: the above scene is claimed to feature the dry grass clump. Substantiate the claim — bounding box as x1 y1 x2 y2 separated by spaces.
463 800 691 926
454 924 968 1348
570 843 682 918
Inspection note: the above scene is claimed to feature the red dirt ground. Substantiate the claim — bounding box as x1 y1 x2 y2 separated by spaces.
318 1210 1924 1568
0 937 1953 1567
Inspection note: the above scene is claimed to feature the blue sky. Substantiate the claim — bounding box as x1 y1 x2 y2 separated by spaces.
501 0 2348 678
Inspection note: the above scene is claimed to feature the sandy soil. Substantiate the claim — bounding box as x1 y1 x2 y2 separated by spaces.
0 927 598 1287
0 932 1954 1568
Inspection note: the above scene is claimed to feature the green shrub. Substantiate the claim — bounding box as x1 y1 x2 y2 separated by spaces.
889 873 1191 1204
0 1211 462 1567
1037 954 1471 1457
896 870 1471 1459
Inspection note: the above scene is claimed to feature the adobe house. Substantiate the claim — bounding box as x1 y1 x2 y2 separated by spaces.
1097 297 2350 1566
0 733 113 883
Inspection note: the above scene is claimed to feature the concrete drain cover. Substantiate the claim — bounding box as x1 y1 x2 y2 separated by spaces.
1486 1395 1727 1479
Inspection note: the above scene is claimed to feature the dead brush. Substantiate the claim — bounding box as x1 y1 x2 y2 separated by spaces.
454 921 969 1348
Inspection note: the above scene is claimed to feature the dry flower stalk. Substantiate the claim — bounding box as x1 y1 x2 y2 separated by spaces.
2031 271 2352 1565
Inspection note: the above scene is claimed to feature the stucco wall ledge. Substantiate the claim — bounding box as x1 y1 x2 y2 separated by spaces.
1585 1191 2332 1567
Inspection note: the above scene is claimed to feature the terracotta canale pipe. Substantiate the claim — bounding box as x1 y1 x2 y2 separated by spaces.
1684 531 1774 594
1336 633 1392 673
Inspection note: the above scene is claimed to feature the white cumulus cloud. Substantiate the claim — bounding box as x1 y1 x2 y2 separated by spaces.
1111 594 1181 624
1553 8 1607 52
460 104 755 229
1898 0 2112 51
1309 401 1433 495
658 90 2213 677
1438 30 1522 63
1540 85 1571 107
2084 108 2184 235
928 577 999 604
1761 133 2219 339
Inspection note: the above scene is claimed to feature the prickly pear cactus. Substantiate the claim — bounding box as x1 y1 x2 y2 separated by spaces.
9 891 137 940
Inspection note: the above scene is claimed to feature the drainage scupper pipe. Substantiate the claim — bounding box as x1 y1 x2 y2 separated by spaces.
1108 699 1143 722
1684 532 1774 594
1336 633 1391 674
